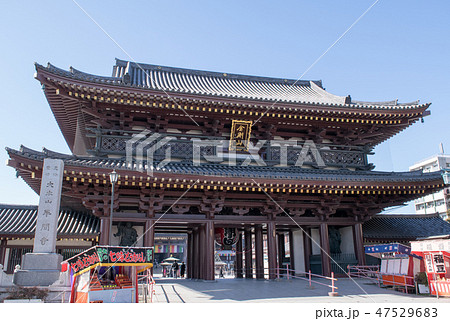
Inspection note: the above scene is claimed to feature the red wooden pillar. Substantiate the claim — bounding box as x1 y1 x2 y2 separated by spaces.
187 231 193 278
143 219 155 247
267 221 278 279
235 231 243 278
205 221 215 281
353 223 366 266
143 219 155 274
99 217 109 245
320 223 331 277
255 225 264 279
277 232 286 273
288 230 295 275
244 227 253 279
193 227 200 279
303 228 312 272
0 239 7 267
199 224 206 279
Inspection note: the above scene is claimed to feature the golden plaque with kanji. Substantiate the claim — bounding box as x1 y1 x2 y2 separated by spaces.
229 120 252 152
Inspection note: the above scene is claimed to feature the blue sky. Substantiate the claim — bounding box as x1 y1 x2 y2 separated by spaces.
0 1 449 213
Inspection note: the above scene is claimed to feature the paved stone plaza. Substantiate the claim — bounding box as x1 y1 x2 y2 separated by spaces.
150 277 450 303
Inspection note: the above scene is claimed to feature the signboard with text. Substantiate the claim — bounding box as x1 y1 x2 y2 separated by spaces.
66 246 154 276
33 158 64 253
229 120 252 152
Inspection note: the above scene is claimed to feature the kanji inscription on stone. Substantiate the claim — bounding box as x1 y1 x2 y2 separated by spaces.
33 158 64 253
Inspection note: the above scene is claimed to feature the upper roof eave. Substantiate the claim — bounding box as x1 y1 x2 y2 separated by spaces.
35 61 430 111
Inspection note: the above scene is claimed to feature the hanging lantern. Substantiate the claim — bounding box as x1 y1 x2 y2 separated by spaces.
214 228 239 250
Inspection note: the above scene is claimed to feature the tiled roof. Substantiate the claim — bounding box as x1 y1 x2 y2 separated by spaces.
6 145 445 184
363 214 450 242
0 204 99 238
35 60 427 110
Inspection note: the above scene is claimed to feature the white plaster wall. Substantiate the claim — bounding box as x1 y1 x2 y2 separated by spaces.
311 228 320 255
339 226 355 254
292 229 305 273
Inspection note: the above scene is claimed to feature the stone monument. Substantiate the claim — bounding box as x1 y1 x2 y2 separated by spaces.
13 158 64 286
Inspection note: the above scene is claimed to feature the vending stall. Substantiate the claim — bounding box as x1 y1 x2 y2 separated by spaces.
365 243 422 289
411 236 450 297
64 246 153 303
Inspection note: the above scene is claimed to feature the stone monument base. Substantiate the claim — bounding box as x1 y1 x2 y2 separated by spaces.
13 253 63 286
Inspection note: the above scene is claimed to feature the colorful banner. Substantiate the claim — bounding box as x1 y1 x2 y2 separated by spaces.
154 245 184 253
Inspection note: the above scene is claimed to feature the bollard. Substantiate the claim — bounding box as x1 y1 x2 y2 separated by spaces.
287 264 290 280
309 270 312 288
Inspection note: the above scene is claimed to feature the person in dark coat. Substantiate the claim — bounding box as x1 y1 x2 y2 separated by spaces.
172 261 179 278
180 262 186 278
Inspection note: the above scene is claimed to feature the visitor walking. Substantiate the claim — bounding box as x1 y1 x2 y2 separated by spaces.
180 262 186 278
172 261 179 278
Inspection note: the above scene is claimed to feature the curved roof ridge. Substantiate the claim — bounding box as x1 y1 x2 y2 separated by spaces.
114 58 316 86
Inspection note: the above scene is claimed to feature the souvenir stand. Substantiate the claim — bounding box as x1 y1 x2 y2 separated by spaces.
64 246 154 303
365 243 422 288
411 236 450 296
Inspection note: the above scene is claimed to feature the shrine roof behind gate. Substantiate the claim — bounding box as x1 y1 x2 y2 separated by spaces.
0 204 99 238
36 59 426 110
363 214 450 243
7 145 444 184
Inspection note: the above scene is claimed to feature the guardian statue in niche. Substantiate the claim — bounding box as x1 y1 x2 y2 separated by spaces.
114 222 138 246
328 226 342 254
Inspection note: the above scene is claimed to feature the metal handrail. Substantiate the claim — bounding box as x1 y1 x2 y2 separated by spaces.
272 266 338 294
137 270 156 303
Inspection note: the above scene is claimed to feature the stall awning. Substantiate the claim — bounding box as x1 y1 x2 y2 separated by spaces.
365 243 422 259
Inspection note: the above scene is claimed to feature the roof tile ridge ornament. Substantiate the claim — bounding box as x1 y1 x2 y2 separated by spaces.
42 147 76 160
308 81 347 105
37 62 123 85
18 145 45 157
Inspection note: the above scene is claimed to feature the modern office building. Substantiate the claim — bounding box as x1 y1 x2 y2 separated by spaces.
410 154 450 219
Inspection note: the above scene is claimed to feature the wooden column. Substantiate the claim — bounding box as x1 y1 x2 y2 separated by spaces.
267 221 278 279
244 227 253 279
254 225 264 279
205 221 215 281
143 219 155 248
0 239 7 267
320 223 331 277
187 231 193 279
288 230 295 275
143 219 155 274
235 231 243 278
277 233 286 274
199 224 206 280
99 217 110 245
303 228 312 272
193 227 200 279
353 223 366 266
